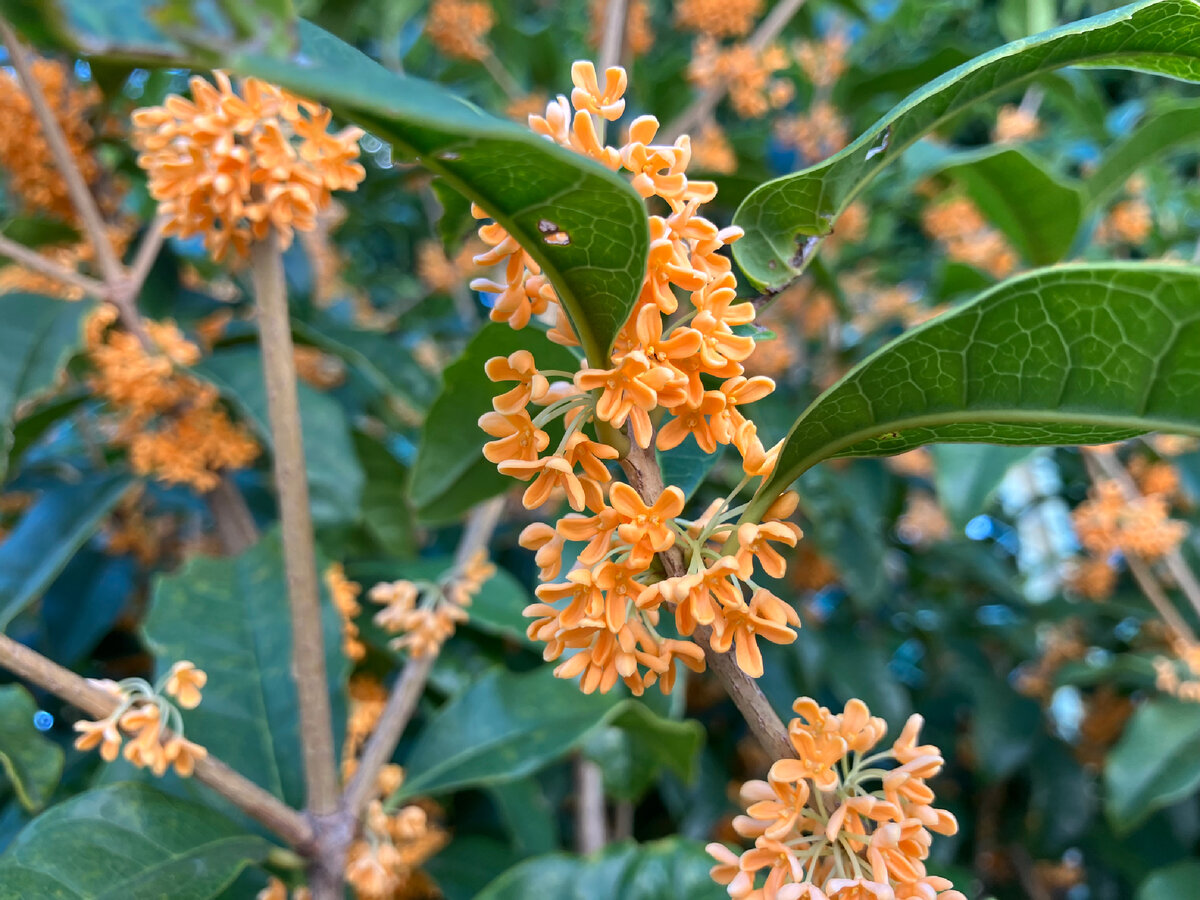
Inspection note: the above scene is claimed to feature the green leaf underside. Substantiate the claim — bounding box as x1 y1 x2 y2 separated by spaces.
476 839 724 900
0 473 135 631
24 5 649 362
0 294 92 482
0 783 271 900
732 0 1200 291
194 347 364 528
144 529 348 810
0 685 64 812
396 666 696 800
1105 698 1200 832
1137 862 1200 900
751 264 1200 516
410 323 579 520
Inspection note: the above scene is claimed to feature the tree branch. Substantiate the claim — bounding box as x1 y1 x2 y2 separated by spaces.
661 0 807 143
250 230 340 818
619 442 794 760
0 20 124 285
0 232 108 298
0 631 315 849
575 756 607 852
345 495 506 818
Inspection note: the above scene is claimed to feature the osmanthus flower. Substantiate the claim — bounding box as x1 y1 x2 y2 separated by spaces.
73 663 208 778
675 0 763 38
132 71 365 262
1072 478 1187 561
370 550 496 658
424 0 495 62
467 60 812 694
708 697 964 900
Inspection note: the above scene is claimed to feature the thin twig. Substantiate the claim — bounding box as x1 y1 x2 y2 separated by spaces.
1086 447 1200 623
481 51 523 103
575 756 607 852
661 0 808 143
595 0 627 146
347 496 506 818
0 631 315 849
0 232 108 298
0 20 123 285
619 441 794 761
124 217 168 296
250 230 340 818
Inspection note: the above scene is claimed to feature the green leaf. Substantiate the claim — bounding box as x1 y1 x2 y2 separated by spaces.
194 347 364 528
0 783 271 900
352 431 418 559
1088 99 1200 205
586 703 704 802
732 0 1200 291
476 839 724 900
1138 861 1200 900
1105 698 1200 832
0 294 91 482
21 7 650 362
0 685 63 812
488 779 560 856
930 444 1037 531
0 473 134 631
410 323 578 523
396 666 688 800
746 264 1200 521
144 528 349 810
937 148 1083 265
0 217 78 250
658 438 723 502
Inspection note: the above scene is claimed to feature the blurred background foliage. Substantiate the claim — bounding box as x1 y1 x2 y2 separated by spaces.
2 0 1200 898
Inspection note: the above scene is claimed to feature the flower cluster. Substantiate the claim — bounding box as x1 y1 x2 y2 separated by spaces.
417 237 485 295
1072 479 1187 561
676 0 763 38
775 103 850 165
707 697 964 900
795 31 852 90
471 62 807 693
691 39 794 119
73 661 208 777
0 57 103 222
425 0 495 61
85 306 260 491
370 550 496 657
133 72 365 262
327 563 367 662
1155 639 1200 703
921 194 1017 278
992 104 1041 144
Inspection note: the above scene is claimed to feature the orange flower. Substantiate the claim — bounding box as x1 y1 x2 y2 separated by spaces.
480 410 550 465
610 483 685 566
164 661 207 709
133 72 365 261
485 350 551 413
676 0 763 38
576 350 679 449
425 0 495 61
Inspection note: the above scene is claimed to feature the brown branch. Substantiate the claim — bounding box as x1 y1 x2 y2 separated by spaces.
575 756 608 852
250 230 340 817
345 495 506 818
0 20 123 286
0 631 315 849
0 232 108 298
619 441 794 760
661 0 808 143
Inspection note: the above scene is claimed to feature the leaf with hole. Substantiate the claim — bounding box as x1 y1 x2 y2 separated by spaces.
732 0 1200 291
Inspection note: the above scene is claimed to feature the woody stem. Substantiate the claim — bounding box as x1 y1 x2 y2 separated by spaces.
346 496 506 819
0 631 315 849
250 231 341 821
619 441 794 761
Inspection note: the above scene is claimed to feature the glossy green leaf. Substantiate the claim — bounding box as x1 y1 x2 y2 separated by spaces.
144 529 348 809
658 438 723 503
732 0 1200 291
410 323 578 523
0 685 63 812
21 6 650 362
0 217 78 249
194 347 364 528
0 473 134 631
476 839 724 900
352 431 418 559
1105 698 1200 832
930 444 1037 531
0 294 91 482
1088 99 1200 205
585 703 704 802
1137 861 1200 900
396 666 691 800
746 264 1200 521
0 783 271 899
937 148 1083 265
